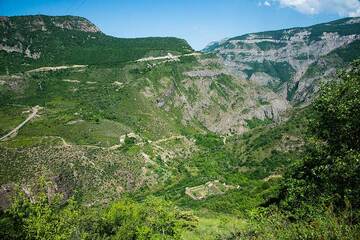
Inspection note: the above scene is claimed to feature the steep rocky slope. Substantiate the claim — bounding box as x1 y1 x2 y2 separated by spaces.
144 55 289 134
204 17 360 103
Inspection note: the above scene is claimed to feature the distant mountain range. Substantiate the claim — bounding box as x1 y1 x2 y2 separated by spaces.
203 17 360 103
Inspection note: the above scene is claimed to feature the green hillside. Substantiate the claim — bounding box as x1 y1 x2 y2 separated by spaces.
0 15 193 74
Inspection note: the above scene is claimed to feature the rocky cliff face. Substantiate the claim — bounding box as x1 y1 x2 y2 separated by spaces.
204 17 360 104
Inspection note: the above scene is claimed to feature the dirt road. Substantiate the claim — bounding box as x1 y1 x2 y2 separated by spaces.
0 106 41 141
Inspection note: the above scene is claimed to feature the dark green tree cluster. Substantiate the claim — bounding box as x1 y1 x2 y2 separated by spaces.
280 60 360 216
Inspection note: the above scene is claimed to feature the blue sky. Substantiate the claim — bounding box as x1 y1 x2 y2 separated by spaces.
1 0 359 50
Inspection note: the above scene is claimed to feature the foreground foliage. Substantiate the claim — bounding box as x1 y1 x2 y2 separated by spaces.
0 183 196 239
279 61 360 215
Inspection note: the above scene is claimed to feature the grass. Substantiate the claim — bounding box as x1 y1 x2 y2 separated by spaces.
0 106 28 136
182 211 248 240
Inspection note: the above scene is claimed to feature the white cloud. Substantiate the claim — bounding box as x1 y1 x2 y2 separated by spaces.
274 0 360 17
264 1 272 7
258 1 272 7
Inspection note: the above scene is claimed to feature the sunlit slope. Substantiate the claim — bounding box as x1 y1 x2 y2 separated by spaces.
0 15 193 74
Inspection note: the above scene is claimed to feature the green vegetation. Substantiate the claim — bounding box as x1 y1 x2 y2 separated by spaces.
1 14 360 240
245 118 272 129
3 64 360 239
243 60 295 90
0 180 196 240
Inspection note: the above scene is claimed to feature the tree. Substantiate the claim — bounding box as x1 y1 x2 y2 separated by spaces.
311 61 360 152
280 61 360 214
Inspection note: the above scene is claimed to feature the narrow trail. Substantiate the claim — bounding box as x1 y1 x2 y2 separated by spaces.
135 52 201 62
0 106 41 141
26 65 87 73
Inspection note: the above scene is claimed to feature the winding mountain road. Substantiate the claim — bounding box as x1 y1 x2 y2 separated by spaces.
0 106 41 141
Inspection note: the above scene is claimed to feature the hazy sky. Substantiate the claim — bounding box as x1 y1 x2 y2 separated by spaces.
1 0 359 50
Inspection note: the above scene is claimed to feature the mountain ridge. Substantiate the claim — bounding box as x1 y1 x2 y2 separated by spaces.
203 17 360 104
203 17 360 50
